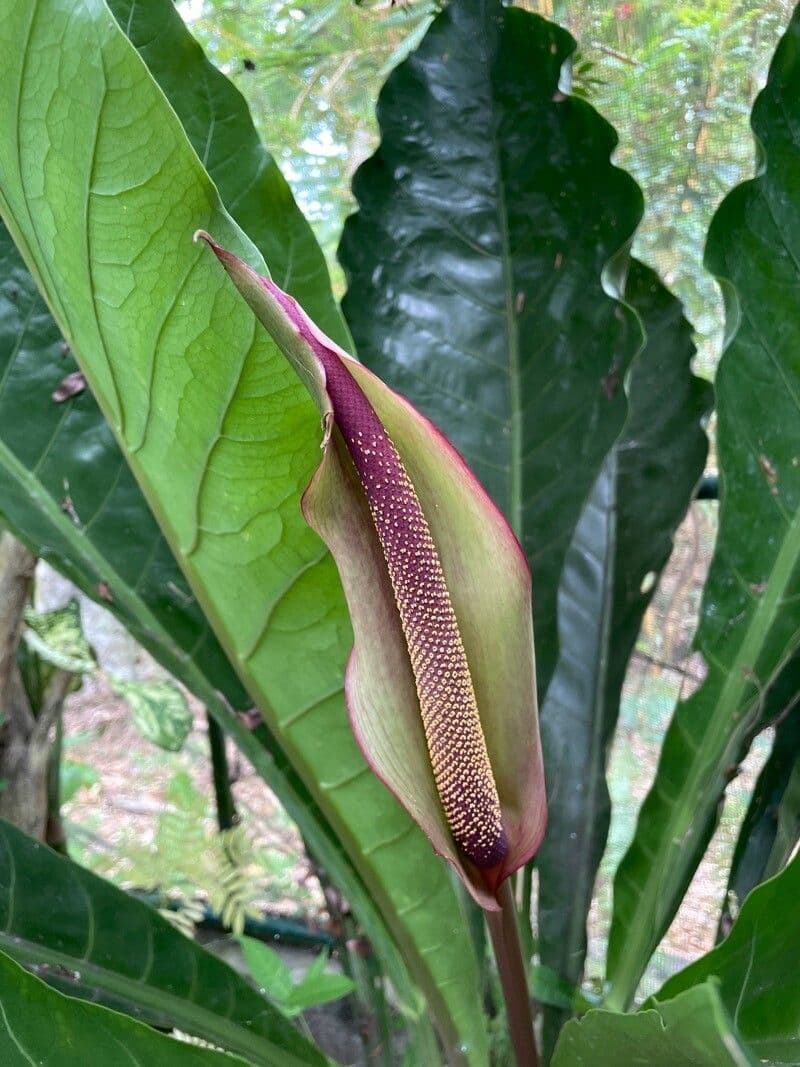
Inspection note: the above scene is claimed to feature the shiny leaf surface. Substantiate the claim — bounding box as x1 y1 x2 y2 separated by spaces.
718 653 800 939
338 0 644 701
537 261 710 1046
0 2 485 1059
606 12 800 1008
0 820 325 1067
656 853 800 1066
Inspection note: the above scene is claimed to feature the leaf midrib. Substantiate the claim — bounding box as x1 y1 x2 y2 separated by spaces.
607 502 800 1009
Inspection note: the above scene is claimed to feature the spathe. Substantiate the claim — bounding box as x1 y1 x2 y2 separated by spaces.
196 232 546 910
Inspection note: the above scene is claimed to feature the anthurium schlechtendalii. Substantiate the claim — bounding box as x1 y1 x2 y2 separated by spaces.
195 232 546 911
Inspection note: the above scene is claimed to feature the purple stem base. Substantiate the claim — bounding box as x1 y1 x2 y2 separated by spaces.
485 880 539 1067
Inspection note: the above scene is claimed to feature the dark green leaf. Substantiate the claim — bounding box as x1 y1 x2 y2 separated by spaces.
607 11 800 1008
718 653 800 939
551 982 756 1067
338 0 643 701
656 853 800 1066
537 261 710 1047
0 820 327 1067
528 965 578 1013
0 948 253 1066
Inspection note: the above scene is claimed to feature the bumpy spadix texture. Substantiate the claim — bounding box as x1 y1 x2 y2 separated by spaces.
195 231 547 908
272 287 507 868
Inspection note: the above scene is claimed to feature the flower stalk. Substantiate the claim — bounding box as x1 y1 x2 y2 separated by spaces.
486 881 539 1067
196 231 546 1060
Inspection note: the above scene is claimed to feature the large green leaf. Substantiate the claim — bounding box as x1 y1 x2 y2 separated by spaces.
0 947 252 1067
551 982 756 1067
338 0 644 702
606 9 800 1009
655 853 800 1066
0 820 326 1067
718 653 800 939
0 191 421 1065
104 0 351 353
0 2 485 1061
536 261 710 1047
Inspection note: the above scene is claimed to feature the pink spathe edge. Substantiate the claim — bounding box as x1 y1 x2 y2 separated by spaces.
280 277 544 907
194 231 546 908
258 269 532 585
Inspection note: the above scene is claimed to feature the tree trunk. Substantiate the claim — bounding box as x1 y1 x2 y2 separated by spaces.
0 532 61 839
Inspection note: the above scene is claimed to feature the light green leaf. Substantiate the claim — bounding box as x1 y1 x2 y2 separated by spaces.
112 678 194 753
60 759 99 804
0 66 414 1062
239 938 295 1004
655 853 800 1066
23 600 95 674
0 948 253 1066
552 982 757 1067
0 2 485 1059
606 7 800 1009
104 0 351 352
241 940 355 1019
284 953 355 1017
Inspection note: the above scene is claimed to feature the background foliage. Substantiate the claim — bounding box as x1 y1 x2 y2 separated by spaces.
0 1 799 1065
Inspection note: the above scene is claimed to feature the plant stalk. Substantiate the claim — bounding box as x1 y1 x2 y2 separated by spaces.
206 711 238 831
486 879 539 1067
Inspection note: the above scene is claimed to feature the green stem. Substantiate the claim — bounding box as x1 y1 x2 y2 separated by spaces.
517 862 534 965
486 880 539 1067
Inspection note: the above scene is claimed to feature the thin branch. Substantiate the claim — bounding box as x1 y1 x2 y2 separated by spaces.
589 41 640 67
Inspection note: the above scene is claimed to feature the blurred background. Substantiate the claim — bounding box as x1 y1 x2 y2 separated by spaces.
45 0 792 1004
